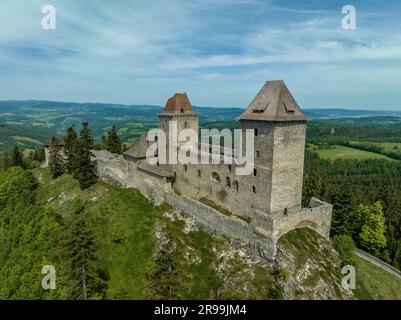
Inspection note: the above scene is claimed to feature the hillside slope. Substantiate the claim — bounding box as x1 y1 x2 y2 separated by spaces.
0 166 394 299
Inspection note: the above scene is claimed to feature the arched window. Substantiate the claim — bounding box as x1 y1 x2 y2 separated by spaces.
157 161 160 167
211 172 221 183
180 108 184 113
234 180 239 191
184 165 187 172
184 122 188 128
252 185 256 193
226 177 231 188
253 168 257 177
228 165 232 173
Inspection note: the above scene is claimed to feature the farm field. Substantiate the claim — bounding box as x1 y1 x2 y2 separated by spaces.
314 145 395 161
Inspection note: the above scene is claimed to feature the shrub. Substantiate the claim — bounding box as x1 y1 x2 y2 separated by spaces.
111 224 126 244
332 234 356 265
272 265 289 282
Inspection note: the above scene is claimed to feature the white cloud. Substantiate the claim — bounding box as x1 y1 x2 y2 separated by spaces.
0 0 400 109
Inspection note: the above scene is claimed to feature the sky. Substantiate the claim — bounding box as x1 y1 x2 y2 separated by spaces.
0 0 400 110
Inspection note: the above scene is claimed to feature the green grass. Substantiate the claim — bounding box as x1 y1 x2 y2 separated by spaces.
12 136 43 145
353 255 401 300
35 169 162 299
370 142 401 153
315 145 394 161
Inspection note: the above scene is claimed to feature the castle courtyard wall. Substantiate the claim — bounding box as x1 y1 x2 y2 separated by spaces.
92 150 332 260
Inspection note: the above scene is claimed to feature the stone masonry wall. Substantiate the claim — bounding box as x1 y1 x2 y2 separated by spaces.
92 150 332 259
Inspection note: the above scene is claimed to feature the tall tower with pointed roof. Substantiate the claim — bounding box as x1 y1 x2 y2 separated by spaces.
237 80 308 215
158 93 199 161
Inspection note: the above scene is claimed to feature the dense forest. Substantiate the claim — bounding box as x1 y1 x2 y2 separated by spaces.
303 150 401 269
303 119 401 269
1 114 401 298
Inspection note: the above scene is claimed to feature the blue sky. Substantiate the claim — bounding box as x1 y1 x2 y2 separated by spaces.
0 0 401 109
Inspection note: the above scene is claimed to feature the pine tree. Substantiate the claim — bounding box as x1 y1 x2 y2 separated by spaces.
34 147 46 162
64 126 79 174
329 181 355 237
101 135 107 149
64 219 107 299
74 123 97 189
48 136 65 179
79 122 94 150
106 125 122 154
2 149 11 170
302 166 328 207
394 240 401 270
11 145 24 168
359 202 387 255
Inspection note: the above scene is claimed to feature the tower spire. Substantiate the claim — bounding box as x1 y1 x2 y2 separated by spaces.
237 80 307 122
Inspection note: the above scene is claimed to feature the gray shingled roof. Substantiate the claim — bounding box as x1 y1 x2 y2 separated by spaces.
123 134 148 159
137 161 173 178
237 80 308 122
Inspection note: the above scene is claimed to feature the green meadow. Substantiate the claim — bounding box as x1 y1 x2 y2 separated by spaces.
314 145 394 161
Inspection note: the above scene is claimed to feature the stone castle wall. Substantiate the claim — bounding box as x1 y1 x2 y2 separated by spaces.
92 149 332 260
92 150 170 205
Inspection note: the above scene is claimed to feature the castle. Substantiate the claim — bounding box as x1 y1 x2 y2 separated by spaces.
51 80 333 258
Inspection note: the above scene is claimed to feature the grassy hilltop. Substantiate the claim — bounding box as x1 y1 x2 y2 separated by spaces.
1 166 400 299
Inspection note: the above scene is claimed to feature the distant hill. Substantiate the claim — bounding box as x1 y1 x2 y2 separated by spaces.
1 100 401 152
303 108 401 120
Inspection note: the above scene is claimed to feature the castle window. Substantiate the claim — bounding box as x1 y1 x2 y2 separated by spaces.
255 128 258 136
184 122 188 128
184 165 187 172
252 185 256 193
253 168 257 177
197 170 201 177
256 150 261 159
211 172 221 183
226 177 231 188
180 108 184 113
228 165 232 173
284 208 288 216
157 161 160 167
155 136 158 141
